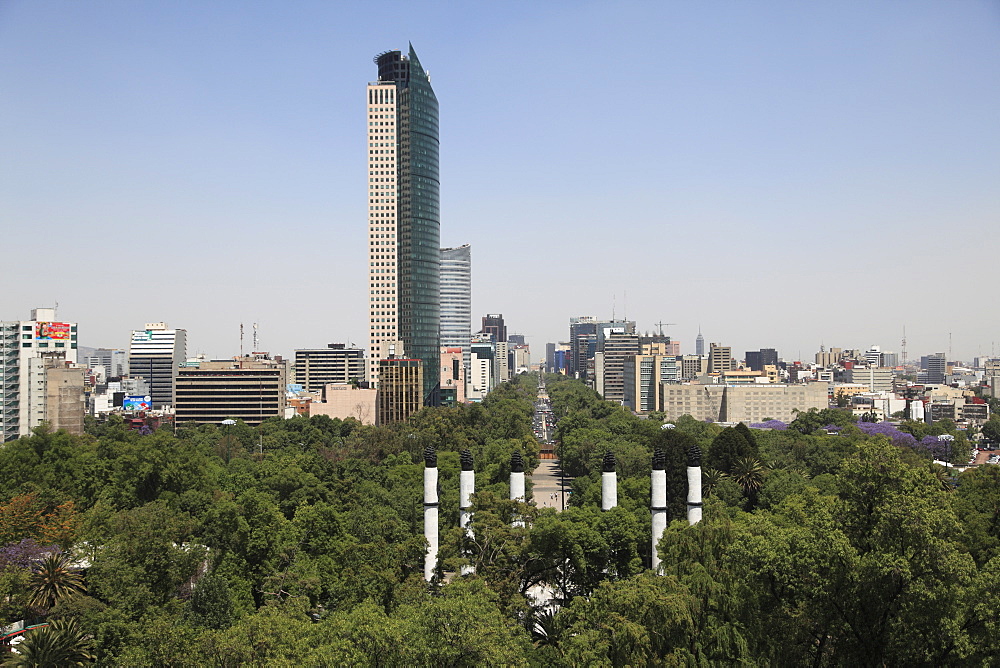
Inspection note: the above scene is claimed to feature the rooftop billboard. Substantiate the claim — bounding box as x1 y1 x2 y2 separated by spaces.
123 395 152 411
35 322 70 340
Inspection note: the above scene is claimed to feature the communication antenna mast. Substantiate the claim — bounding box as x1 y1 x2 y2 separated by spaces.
949 332 952 362
901 326 906 366
253 322 259 352
240 323 244 358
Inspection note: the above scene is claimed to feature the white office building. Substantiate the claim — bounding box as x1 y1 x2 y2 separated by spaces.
1 308 81 441
128 323 187 409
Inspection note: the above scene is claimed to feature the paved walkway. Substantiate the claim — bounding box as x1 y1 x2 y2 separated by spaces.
532 459 569 511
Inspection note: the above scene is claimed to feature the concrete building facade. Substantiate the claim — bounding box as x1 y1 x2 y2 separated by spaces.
660 382 828 423
847 366 895 393
294 344 365 392
707 343 734 375
308 384 378 425
624 354 681 413
681 355 707 380
174 355 286 426
85 348 126 380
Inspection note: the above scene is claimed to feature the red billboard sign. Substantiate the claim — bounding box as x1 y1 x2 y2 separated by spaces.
35 322 70 340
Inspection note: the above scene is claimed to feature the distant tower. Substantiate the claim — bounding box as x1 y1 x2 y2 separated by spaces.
481 314 507 342
695 327 705 356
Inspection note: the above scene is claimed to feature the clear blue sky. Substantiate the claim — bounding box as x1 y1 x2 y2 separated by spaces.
2 1 999 363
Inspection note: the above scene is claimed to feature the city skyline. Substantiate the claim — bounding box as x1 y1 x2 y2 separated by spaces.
3 2 998 361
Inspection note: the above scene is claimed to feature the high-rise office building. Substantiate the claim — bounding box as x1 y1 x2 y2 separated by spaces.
568 317 597 378
481 314 507 343
468 335 496 401
1 308 82 441
376 358 423 425
440 244 471 374
85 348 127 380
924 353 947 384
745 348 778 372
294 344 366 392
624 353 681 413
127 322 186 408
367 46 441 405
695 328 705 356
708 343 734 374
594 331 640 404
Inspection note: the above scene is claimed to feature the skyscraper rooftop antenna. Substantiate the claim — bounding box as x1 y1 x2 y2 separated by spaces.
253 322 259 353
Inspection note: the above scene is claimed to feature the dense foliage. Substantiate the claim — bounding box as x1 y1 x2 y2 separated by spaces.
0 373 996 665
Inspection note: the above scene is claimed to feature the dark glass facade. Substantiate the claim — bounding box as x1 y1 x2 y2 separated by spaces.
376 46 441 405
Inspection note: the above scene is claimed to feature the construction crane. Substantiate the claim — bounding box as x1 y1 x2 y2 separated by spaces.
654 322 677 337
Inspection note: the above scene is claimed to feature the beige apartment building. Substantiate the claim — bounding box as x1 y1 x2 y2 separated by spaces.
660 382 828 423
707 343 734 374
309 384 378 425
623 354 681 413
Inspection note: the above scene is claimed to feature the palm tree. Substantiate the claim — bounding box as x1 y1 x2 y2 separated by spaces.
702 467 726 496
529 607 562 649
930 465 954 492
730 456 766 494
26 553 85 612
3 619 95 666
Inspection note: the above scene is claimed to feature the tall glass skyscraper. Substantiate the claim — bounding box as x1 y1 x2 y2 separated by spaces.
367 45 441 405
440 244 471 375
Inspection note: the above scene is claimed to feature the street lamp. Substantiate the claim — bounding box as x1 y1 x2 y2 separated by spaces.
937 434 955 468
221 419 236 464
